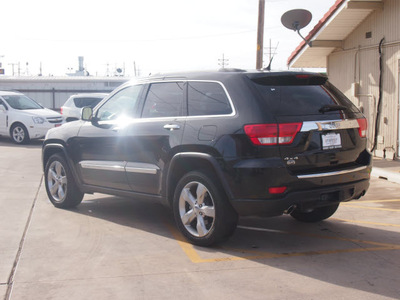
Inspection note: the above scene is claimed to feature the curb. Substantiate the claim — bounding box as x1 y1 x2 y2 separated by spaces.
371 167 400 185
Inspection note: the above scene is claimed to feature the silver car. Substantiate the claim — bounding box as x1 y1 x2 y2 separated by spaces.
61 93 107 122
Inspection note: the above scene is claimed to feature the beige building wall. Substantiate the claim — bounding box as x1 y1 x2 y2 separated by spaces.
327 0 400 159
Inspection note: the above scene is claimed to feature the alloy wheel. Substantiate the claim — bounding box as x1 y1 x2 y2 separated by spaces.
47 160 68 202
178 181 216 237
12 126 25 143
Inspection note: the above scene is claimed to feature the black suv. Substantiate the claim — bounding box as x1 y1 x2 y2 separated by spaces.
42 70 371 246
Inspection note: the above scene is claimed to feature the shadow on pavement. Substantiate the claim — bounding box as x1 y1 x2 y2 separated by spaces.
68 195 400 299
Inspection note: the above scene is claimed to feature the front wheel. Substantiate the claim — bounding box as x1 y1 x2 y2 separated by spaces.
11 123 30 144
44 153 84 208
173 171 238 246
290 203 339 222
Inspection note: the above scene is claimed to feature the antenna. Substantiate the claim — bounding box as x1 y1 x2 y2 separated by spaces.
264 41 279 71
281 9 312 47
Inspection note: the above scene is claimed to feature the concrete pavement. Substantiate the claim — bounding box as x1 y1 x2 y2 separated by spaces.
371 157 400 184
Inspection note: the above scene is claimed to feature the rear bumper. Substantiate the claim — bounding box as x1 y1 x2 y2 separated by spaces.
231 179 370 217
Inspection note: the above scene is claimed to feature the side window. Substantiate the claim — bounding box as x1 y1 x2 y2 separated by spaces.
97 85 142 121
142 82 184 118
188 82 232 116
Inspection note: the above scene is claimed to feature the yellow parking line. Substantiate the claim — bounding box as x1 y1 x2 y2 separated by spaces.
332 217 400 228
165 222 203 263
238 225 399 248
167 222 400 264
351 199 400 203
341 204 400 212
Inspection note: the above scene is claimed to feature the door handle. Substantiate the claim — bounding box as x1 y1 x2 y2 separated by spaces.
163 124 181 131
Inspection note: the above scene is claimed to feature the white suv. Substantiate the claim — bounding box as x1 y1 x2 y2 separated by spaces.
0 91 64 144
61 93 107 122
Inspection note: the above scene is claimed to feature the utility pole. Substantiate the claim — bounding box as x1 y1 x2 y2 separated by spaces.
218 53 229 69
256 0 265 69
8 63 17 76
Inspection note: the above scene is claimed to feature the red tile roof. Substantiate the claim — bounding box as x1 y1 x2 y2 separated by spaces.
287 0 346 66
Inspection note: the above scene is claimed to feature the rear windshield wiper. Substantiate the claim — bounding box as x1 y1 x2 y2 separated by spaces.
319 104 348 113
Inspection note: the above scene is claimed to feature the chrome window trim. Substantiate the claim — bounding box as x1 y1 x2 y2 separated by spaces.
301 119 359 132
142 79 236 119
297 166 368 179
79 161 159 175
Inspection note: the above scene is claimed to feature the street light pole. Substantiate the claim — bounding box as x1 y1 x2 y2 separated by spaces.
256 0 265 69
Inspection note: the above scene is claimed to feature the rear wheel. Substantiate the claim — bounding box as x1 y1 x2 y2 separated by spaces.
173 171 238 246
45 153 84 208
11 123 30 144
290 203 339 222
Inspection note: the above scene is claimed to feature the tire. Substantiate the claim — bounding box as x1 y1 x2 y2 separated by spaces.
44 153 84 208
290 203 339 223
10 123 30 144
173 171 238 246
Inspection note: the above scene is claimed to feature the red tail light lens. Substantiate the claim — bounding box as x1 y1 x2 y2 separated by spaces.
60 107 63 115
244 124 278 145
278 123 303 144
357 118 367 138
244 123 302 145
269 186 287 194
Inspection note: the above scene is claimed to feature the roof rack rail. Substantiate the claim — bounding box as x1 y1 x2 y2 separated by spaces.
218 68 247 72
149 74 187 81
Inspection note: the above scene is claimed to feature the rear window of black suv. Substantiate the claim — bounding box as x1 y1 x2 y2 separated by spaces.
250 74 359 117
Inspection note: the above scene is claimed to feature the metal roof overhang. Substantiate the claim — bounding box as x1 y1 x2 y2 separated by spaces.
288 0 383 68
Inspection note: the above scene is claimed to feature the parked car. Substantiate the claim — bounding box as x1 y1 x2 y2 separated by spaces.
61 93 107 122
42 70 372 246
0 91 63 144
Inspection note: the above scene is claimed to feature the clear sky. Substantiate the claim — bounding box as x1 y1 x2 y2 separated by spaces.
1 0 335 77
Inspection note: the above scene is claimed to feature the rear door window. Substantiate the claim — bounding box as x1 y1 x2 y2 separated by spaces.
187 81 232 116
73 97 103 108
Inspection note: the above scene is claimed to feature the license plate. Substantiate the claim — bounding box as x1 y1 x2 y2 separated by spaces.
322 132 341 150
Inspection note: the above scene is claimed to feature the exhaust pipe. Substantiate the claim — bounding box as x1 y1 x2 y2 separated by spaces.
354 190 366 199
284 205 296 215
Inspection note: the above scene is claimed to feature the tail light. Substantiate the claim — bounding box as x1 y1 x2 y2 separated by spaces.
357 118 367 138
244 123 302 145
60 107 63 115
269 186 287 194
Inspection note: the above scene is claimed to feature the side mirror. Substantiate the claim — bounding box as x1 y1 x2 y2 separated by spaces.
81 107 93 121
0 105 5 112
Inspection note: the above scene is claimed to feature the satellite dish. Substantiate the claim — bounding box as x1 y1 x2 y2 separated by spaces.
281 9 312 46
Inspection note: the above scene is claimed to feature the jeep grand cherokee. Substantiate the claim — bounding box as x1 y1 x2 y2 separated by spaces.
42 70 371 246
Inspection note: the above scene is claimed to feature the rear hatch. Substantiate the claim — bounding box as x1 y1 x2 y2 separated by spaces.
247 73 369 175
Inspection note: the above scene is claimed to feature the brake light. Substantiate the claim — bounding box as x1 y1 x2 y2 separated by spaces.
244 123 302 145
60 107 63 115
278 123 303 144
357 118 367 138
295 74 310 79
